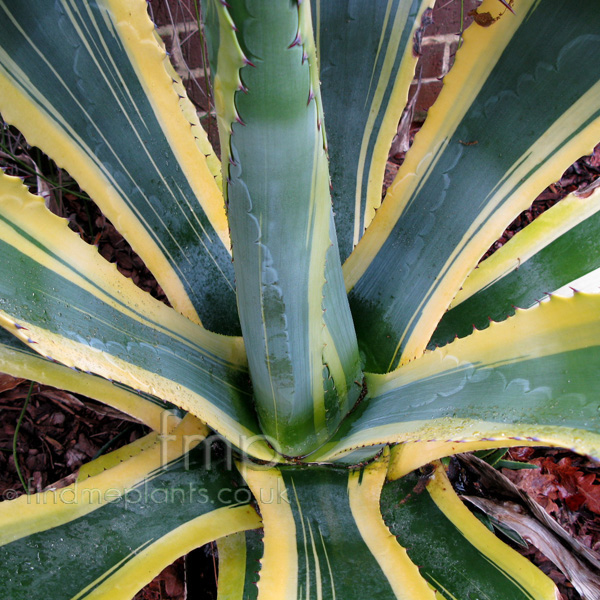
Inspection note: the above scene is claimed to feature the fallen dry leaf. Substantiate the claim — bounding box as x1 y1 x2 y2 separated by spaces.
0 374 25 394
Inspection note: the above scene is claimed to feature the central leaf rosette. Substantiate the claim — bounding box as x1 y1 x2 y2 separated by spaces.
204 0 363 457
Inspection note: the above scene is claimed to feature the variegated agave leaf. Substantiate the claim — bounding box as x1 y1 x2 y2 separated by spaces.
0 0 599 598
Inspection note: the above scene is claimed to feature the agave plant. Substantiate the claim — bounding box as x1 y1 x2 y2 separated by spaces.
0 0 599 598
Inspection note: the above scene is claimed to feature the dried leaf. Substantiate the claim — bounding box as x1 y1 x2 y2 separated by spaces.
459 453 600 571
0 375 25 394
65 448 88 469
464 496 600 600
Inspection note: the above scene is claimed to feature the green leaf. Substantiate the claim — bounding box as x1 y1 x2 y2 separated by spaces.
314 0 432 260
432 189 600 347
239 450 435 600
0 430 261 600
345 0 600 371
209 0 362 456
474 447 508 466
495 459 540 471
311 293 600 463
0 0 238 333
381 463 557 599
0 326 170 431
0 172 276 460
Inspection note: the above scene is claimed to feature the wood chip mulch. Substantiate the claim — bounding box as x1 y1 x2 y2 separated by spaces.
0 376 148 500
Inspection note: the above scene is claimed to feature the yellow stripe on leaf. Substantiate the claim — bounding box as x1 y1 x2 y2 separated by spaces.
0 52 204 325
372 292 600 396
151 28 223 192
348 448 436 600
0 415 205 546
238 463 298 600
405 83 600 365
345 0 600 368
0 307 274 461
427 462 557 600
317 417 600 465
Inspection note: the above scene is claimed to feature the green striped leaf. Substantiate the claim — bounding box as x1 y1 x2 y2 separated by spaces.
216 529 263 600
207 0 362 456
0 172 277 461
432 188 600 347
310 292 600 463
382 463 557 600
0 0 238 333
0 428 261 600
0 326 171 431
345 0 600 372
314 0 433 260
240 451 434 600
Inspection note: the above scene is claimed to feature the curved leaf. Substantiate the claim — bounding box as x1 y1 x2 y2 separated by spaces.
0 0 238 332
0 327 170 431
345 0 600 371
0 424 261 600
382 462 557 600
310 293 600 462
432 188 600 347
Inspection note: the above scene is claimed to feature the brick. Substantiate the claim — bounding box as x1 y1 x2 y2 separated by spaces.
409 80 445 117
156 23 208 85
149 0 198 28
418 40 449 80
447 41 460 69
186 74 213 113
180 28 206 71
426 0 481 37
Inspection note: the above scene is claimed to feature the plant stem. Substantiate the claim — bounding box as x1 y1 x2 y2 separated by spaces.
92 424 136 460
12 381 34 495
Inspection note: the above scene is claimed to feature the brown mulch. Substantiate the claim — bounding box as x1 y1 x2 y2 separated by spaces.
137 558 186 600
512 449 600 600
0 377 148 500
504 447 600 554
59 188 170 306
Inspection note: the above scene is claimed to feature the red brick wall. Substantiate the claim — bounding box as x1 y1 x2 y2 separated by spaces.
411 0 481 119
148 0 211 115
